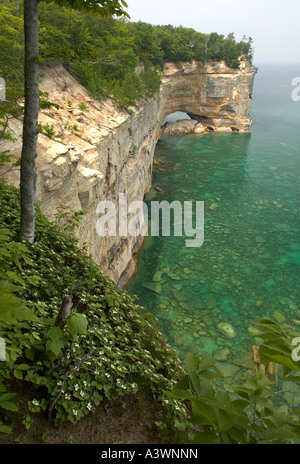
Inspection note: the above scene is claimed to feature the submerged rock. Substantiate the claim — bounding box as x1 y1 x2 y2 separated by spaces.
173 283 183 291
232 352 253 370
217 322 237 339
215 361 240 378
170 289 187 302
141 282 162 294
167 272 181 280
214 348 230 361
152 271 163 282
255 301 264 308
206 299 218 310
174 335 187 346
179 302 190 311
248 325 261 337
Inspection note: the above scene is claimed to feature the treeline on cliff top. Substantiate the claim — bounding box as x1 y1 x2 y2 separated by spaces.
0 0 253 108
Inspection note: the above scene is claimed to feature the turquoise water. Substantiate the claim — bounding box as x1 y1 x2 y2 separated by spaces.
127 65 300 392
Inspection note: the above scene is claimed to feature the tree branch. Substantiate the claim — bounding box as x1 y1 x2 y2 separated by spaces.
55 294 73 328
0 114 9 139
48 349 94 423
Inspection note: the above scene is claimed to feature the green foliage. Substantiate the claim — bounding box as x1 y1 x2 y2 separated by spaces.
39 91 60 110
0 3 24 98
67 313 88 337
45 0 129 17
54 205 87 236
0 225 41 435
255 313 300 381
166 352 300 444
0 179 183 433
22 413 34 430
140 68 162 98
37 122 56 139
0 229 40 324
0 151 15 168
2 190 299 443
166 314 300 444
0 1 253 111
78 102 88 112
0 1 24 147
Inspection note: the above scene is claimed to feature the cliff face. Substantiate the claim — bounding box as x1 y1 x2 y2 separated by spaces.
0 60 254 286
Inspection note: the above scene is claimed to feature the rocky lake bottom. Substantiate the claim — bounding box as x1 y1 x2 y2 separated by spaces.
127 65 300 408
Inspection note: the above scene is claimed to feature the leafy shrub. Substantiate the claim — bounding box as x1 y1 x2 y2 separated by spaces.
0 151 15 168
255 313 300 381
0 180 184 434
166 313 300 444
39 91 60 110
78 102 88 112
0 228 40 435
54 205 87 236
37 123 56 139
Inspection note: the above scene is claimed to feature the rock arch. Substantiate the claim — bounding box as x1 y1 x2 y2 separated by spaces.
158 60 254 133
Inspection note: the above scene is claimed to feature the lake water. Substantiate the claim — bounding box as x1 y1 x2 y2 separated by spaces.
127 64 300 399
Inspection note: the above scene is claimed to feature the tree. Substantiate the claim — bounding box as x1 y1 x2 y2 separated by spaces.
19 0 39 243
19 0 129 242
0 4 24 164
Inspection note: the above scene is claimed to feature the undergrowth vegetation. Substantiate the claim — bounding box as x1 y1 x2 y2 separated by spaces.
0 180 185 436
1 177 300 443
166 344 300 444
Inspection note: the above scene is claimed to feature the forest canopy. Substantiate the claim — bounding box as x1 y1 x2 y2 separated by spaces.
0 0 253 108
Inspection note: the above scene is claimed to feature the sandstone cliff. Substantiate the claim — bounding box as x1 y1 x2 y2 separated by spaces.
0 60 254 286
161 60 254 132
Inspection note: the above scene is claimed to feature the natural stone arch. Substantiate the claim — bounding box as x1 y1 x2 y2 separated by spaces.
158 60 254 133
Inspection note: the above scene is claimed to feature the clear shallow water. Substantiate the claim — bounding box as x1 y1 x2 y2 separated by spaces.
127 65 300 396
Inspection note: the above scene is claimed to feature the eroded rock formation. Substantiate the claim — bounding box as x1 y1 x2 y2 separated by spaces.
162 119 206 135
161 60 254 132
0 60 255 286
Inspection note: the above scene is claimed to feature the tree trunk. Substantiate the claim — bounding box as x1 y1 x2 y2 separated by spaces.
55 294 73 328
19 0 39 242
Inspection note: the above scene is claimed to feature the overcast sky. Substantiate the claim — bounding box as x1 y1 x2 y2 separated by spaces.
126 0 300 65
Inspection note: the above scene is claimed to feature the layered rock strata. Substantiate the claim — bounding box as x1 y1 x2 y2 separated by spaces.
0 60 254 286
